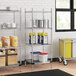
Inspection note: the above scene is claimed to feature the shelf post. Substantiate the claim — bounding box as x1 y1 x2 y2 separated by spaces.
19 8 22 72
31 8 34 72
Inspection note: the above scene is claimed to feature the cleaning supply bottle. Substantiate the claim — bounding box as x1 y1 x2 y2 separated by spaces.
29 33 36 44
41 33 48 45
38 33 42 44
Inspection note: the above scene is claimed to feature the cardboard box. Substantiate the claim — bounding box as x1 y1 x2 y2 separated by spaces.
7 55 17 65
6 49 18 65
0 56 6 66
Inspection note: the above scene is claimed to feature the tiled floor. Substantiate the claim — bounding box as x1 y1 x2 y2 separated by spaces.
0 61 76 76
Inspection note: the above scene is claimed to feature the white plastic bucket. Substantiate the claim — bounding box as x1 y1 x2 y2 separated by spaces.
38 53 48 63
31 52 41 61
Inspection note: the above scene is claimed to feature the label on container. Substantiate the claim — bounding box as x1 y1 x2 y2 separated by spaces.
14 40 18 44
5 40 10 46
33 36 36 44
29 35 36 44
44 36 48 44
40 36 42 43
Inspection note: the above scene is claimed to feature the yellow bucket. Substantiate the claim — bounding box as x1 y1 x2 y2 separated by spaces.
10 36 18 47
1 37 10 48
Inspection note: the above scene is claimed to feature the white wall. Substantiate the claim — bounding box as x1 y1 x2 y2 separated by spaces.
0 0 75 61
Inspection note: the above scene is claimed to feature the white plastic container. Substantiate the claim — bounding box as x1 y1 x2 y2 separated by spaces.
38 53 48 63
31 51 41 61
33 20 38 28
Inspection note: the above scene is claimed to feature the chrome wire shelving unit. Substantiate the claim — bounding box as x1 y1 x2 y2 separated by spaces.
24 8 53 70
0 8 22 72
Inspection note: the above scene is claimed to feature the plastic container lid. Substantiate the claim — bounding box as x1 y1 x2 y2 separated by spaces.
41 33 45 36
10 36 17 37
30 51 41 54
38 33 42 35
45 33 48 36
38 53 48 55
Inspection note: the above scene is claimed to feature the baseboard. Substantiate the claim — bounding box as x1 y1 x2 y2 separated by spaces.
48 58 59 62
18 58 59 65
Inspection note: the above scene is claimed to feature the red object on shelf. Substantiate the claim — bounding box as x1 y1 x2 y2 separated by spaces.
38 53 48 55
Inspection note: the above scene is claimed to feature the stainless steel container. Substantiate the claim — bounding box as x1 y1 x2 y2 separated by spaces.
1 23 8 29
33 20 38 28
33 20 43 28
7 23 12 29
6 7 10 11
11 23 17 29
38 20 43 28
43 19 49 28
